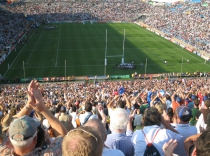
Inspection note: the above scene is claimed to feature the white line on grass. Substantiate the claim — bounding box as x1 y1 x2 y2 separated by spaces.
139 28 210 67
3 31 36 77
55 25 61 67
25 47 151 52
133 37 164 62
154 36 210 67
9 62 206 70
26 30 44 63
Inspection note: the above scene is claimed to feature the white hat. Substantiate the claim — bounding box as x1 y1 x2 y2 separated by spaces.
42 119 50 129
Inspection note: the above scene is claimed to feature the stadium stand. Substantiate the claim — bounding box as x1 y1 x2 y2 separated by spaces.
0 1 210 155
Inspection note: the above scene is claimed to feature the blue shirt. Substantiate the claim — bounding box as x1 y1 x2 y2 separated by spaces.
105 131 134 156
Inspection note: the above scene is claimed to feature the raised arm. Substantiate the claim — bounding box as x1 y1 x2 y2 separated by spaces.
13 80 37 118
29 80 68 136
107 95 119 109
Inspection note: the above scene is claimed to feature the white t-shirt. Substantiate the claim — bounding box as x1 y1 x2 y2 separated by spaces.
69 112 77 128
196 114 207 133
131 125 182 156
102 147 125 156
79 112 98 125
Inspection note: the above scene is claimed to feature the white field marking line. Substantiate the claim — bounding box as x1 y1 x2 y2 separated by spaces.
29 36 151 40
25 47 151 52
152 36 210 67
10 64 105 69
139 27 210 67
153 36 210 67
3 31 36 77
55 25 61 67
26 30 44 63
133 37 164 62
10 62 207 70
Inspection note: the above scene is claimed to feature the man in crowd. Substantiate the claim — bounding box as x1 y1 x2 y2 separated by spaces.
85 119 125 156
105 108 134 156
79 101 98 125
173 106 197 156
132 107 181 156
62 126 103 156
58 106 74 131
0 80 67 155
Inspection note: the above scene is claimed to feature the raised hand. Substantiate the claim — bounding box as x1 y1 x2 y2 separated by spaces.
163 139 177 156
26 80 39 105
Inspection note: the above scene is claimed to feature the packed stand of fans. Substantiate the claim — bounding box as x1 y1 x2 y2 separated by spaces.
0 78 210 155
0 5 30 52
143 2 210 54
1 1 210 55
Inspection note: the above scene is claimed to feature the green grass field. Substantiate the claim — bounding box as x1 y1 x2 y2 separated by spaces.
0 23 209 79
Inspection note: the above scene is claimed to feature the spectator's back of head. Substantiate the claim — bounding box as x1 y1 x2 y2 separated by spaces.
84 119 106 142
72 106 76 112
85 102 92 112
62 126 103 156
204 99 210 108
117 100 126 109
60 106 66 113
155 102 165 114
196 128 210 156
141 107 161 127
109 108 129 132
194 99 199 107
176 106 192 122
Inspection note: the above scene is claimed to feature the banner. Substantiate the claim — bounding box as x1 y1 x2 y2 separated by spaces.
110 75 130 79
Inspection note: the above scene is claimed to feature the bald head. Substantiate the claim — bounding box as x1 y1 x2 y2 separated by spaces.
84 119 106 142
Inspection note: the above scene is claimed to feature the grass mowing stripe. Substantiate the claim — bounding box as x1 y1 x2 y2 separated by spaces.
55 24 61 67
1 23 209 79
133 37 164 62
3 31 36 77
26 30 44 63
139 26 208 65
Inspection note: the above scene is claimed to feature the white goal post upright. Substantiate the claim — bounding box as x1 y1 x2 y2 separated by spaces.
122 29 125 64
104 29 125 76
104 29 107 76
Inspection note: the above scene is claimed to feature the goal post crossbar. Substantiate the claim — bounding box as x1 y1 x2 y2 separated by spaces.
106 55 123 58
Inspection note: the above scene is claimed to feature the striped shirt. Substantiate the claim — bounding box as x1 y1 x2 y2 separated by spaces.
105 130 134 156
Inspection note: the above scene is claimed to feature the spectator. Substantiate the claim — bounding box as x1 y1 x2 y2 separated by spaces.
69 105 77 128
0 80 67 155
58 106 74 131
62 126 103 156
190 99 200 126
79 101 98 125
131 107 181 156
196 99 210 133
84 119 125 156
105 108 134 156
172 106 197 156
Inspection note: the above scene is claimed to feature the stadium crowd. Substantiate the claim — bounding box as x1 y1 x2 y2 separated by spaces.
0 77 210 155
1 1 210 57
143 2 210 55
0 1 210 155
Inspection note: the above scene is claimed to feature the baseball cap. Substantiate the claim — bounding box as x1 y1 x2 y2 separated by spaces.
60 106 66 112
9 115 40 141
191 95 197 100
177 106 192 118
176 97 182 103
